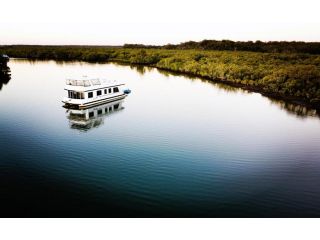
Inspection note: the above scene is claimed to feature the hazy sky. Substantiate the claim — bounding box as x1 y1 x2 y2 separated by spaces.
1 0 319 45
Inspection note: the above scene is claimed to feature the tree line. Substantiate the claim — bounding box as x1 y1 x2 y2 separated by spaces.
124 40 320 54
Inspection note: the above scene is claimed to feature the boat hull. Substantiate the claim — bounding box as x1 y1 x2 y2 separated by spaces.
63 94 127 109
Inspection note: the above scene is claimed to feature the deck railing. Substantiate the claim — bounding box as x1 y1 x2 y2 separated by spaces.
66 79 92 87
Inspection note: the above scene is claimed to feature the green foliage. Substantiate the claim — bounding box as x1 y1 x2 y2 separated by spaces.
1 45 320 106
125 40 320 54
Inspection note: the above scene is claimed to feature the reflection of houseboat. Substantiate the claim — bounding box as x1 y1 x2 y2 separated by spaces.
62 77 128 109
66 99 125 131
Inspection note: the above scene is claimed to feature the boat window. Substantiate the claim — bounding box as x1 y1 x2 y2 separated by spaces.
105 107 108 112
68 91 75 98
108 88 112 93
98 109 102 115
68 90 85 99
89 112 94 118
113 87 119 93
97 90 102 96
114 104 119 110
109 107 112 112
104 89 107 94
88 92 93 98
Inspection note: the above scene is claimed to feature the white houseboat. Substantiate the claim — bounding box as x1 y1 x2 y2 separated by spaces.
62 77 129 109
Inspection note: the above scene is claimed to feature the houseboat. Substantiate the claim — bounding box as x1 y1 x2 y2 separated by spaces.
0 54 10 70
0 54 9 61
0 54 11 90
66 99 125 131
62 77 129 109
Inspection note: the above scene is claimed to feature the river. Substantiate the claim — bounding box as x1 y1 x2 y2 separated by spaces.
1 59 320 217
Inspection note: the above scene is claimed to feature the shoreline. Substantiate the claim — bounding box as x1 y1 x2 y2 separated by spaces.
9 57 320 113
153 65 320 112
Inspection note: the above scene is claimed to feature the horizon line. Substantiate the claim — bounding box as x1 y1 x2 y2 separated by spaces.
1 39 320 47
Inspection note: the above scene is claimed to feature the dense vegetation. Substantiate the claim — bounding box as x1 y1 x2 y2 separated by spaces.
0 55 11 90
1 45 320 108
124 40 320 55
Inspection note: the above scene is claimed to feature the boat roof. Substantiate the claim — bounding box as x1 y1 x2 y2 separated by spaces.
66 76 123 87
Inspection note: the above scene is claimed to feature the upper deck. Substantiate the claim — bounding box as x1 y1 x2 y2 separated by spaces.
65 77 124 91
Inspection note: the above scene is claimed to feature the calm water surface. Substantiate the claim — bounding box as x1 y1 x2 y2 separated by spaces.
1 59 320 217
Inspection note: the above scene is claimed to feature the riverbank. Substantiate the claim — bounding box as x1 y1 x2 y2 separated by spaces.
149 65 320 112
1 45 320 109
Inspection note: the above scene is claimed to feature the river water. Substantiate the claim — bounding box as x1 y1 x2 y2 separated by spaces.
1 59 320 217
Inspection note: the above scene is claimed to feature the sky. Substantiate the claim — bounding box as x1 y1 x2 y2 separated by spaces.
1 0 320 45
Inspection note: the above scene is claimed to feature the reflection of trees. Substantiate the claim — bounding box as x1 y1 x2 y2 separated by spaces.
157 68 242 93
0 56 11 90
129 65 153 75
157 67 319 119
269 99 319 118
130 65 146 75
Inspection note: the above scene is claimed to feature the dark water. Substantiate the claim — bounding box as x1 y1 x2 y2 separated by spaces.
1 59 320 217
